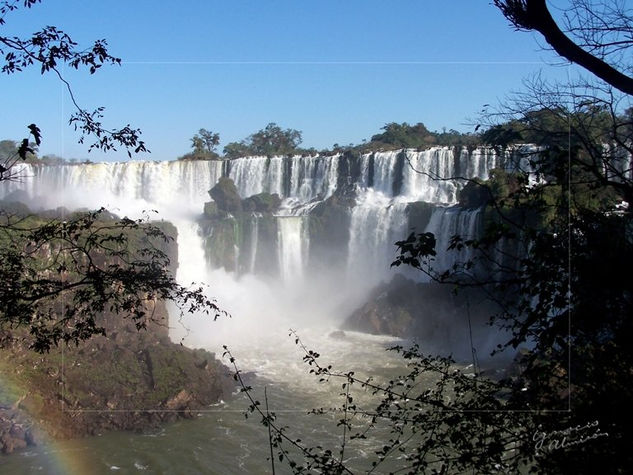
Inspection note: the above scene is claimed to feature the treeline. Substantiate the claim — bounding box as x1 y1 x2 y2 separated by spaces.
182 106 633 161
179 121 484 161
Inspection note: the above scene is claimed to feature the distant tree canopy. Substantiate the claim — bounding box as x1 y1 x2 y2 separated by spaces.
366 122 481 151
180 128 220 160
223 123 303 158
481 106 616 149
370 122 436 148
200 121 482 160
221 141 253 160
194 129 220 154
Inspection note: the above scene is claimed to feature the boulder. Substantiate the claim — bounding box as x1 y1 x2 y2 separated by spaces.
208 177 242 213
242 192 282 213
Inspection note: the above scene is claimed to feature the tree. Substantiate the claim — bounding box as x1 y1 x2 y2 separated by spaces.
1 1 221 351
0 1 147 158
223 141 253 160
228 2 633 473
369 122 437 148
222 123 303 158
248 122 302 156
191 128 220 155
0 208 223 352
181 128 221 160
494 0 633 95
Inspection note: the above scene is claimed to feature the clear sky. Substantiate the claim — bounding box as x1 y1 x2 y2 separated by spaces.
1 0 573 161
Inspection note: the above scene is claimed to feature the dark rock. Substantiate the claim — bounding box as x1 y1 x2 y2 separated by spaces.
0 409 35 454
165 389 193 410
0 195 31 215
308 194 353 271
343 275 502 362
0 292 234 447
242 192 282 213
203 201 219 218
406 201 435 233
208 177 242 213
392 150 406 196
458 178 489 208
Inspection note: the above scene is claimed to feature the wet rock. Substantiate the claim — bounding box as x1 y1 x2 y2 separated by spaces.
209 177 242 213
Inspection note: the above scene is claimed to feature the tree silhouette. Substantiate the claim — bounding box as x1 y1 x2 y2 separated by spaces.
1 1 221 351
494 0 633 95
229 2 633 473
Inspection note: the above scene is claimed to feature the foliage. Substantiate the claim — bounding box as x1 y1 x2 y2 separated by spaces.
180 128 221 160
0 207 224 352
364 122 481 152
224 2 633 473
369 122 436 149
0 2 223 355
223 141 253 160
0 0 147 158
248 123 302 156
223 123 303 158
227 332 539 474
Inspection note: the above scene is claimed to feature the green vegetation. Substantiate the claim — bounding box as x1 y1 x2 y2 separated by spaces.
367 122 481 150
0 206 222 352
0 304 231 446
179 128 221 160
227 2 633 474
183 121 483 160
223 122 303 158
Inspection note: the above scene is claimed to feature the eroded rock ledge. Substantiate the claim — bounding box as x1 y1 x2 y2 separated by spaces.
0 301 234 455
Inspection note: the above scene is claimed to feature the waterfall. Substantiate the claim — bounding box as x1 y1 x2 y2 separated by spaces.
0 146 519 314
370 150 399 195
457 147 499 181
347 189 408 286
400 148 458 203
228 156 276 198
277 216 309 283
249 217 259 274
0 160 223 214
171 219 208 285
425 206 483 277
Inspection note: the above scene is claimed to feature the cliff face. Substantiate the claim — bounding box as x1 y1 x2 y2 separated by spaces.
0 220 234 454
0 301 234 453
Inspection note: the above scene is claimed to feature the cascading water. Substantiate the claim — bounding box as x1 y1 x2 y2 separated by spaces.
400 148 459 202
0 147 512 317
248 217 259 274
0 147 526 473
425 206 483 277
347 189 409 287
277 216 308 284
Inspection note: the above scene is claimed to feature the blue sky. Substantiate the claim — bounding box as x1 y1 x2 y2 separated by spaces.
1 0 572 161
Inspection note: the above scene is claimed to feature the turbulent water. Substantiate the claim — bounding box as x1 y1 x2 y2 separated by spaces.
0 147 520 473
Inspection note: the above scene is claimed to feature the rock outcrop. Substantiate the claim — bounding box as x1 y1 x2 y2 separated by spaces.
343 275 501 361
0 298 234 453
0 218 234 455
